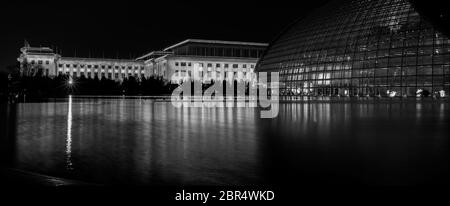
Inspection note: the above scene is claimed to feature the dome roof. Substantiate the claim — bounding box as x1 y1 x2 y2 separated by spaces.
257 0 450 97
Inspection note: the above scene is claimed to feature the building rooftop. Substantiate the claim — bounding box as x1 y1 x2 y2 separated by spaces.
136 39 269 60
21 46 55 54
163 39 269 51
60 57 144 63
135 51 174 61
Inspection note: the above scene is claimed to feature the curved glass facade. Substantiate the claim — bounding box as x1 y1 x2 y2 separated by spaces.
257 0 450 97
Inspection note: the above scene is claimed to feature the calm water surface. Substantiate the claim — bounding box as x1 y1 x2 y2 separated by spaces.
0 98 448 187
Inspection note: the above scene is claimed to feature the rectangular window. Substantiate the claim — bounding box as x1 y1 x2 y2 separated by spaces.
38 60 43 64
45 61 50 65
224 64 229 68
188 62 192 67
232 64 238 69
216 63 221 68
181 62 186 67
243 64 247 69
175 62 179 66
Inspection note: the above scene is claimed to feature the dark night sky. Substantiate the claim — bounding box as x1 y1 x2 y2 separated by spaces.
0 0 330 70
1 0 448 71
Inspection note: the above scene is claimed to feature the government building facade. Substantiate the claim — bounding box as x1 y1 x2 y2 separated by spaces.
256 0 450 97
18 39 267 84
136 39 267 84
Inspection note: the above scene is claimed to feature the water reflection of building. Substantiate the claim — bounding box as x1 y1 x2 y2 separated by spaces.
17 39 268 83
256 0 450 97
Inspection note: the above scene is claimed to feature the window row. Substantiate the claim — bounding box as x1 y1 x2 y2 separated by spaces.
174 62 255 69
58 71 145 79
174 70 251 79
58 68 145 74
58 63 144 70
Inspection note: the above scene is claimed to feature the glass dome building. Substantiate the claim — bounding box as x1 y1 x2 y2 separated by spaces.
256 0 450 97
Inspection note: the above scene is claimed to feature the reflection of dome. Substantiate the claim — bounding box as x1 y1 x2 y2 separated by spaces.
256 0 450 97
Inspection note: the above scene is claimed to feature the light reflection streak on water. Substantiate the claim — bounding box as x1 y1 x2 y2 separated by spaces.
9 99 449 186
66 95 73 170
